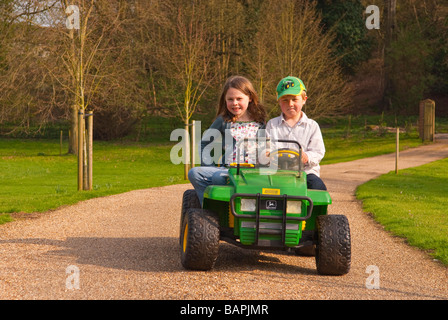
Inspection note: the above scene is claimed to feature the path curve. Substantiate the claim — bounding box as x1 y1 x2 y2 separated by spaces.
1 135 448 300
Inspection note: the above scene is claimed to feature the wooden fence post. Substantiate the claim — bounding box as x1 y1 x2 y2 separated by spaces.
60 130 63 156
87 111 93 191
191 120 196 168
78 109 84 191
83 126 88 190
419 99 435 142
395 127 399 174
184 123 190 180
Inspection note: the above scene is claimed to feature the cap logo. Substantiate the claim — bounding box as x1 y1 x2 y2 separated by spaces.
276 76 306 100
281 80 295 91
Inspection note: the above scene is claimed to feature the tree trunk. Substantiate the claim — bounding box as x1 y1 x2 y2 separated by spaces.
383 0 397 111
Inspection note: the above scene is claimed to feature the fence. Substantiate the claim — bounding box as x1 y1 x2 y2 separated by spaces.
78 110 93 191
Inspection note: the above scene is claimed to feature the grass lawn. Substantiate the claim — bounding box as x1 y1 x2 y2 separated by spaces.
0 139 187 216
356 158 448 265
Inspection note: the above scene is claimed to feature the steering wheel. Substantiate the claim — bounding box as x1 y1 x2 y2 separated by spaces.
269 148 302 171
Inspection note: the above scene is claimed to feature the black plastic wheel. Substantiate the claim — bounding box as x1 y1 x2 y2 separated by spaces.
180 208 220 271
315 215 351 275
179 189 201 245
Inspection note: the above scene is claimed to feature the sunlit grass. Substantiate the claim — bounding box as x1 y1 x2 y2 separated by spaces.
356 158 448 265
0 139 187 215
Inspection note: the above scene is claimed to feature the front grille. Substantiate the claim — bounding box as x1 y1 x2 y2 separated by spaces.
230 193 313 247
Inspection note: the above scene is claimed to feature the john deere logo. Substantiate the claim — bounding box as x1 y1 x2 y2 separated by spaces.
266 200 277 210
281 80 295 91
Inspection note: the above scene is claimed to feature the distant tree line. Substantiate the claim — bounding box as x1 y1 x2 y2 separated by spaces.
0 0 446 140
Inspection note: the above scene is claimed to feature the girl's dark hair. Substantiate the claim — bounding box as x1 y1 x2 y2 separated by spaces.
216 76 267 123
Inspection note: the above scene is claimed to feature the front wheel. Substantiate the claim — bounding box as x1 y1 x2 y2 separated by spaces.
179 189 201 245
180 208 220 271
315 215 351 275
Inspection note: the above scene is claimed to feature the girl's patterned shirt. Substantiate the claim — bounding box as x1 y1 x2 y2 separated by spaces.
225 121 262 164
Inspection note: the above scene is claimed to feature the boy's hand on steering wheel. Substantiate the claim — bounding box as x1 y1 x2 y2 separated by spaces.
302 152 309 164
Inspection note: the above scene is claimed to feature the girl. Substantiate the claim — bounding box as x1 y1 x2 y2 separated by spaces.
188 75 267 205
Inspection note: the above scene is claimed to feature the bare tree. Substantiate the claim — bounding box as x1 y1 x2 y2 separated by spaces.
383 0 397 110
0 0 64 133
34 0 141 148
248 0 353 118
154 0 217 177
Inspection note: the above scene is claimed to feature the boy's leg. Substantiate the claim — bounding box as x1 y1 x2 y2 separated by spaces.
187 166 223 205
306 173 327 191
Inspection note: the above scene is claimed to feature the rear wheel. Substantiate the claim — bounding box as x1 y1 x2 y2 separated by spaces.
180 208 220 271
315 215 351 275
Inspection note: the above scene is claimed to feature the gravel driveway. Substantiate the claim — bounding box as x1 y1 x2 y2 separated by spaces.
1 135 447 300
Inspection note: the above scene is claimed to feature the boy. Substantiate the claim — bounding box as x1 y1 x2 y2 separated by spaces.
266 76 327 190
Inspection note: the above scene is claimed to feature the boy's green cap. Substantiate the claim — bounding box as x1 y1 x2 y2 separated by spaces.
276 76 307 100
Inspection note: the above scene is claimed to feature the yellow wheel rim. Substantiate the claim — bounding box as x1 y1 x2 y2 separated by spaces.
182 222 188 253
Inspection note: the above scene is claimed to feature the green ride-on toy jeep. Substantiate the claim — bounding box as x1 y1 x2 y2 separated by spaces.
179 140 351 276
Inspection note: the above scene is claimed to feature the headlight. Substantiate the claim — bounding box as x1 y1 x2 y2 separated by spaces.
286 200 302 214
241 198 256 212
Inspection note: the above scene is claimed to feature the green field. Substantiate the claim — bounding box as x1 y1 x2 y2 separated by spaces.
356 158 448 265
0 139 185 215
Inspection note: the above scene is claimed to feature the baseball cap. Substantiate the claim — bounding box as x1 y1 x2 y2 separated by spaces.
276 76 307 100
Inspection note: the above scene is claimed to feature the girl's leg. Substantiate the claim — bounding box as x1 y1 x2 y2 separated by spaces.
188 166 223 205
211 168 229 185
